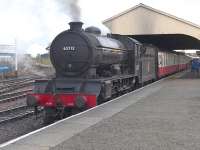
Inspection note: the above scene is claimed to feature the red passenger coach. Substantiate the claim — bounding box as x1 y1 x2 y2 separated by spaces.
158 51 190 78
158 51 178 78
178 54 190 71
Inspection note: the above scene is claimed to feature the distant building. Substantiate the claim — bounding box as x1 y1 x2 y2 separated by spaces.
36 53 51 65
0 44 17 70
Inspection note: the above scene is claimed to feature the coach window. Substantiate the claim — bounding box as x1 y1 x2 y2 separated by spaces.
165 53 168 66
135 44 139 56
163 54 165 66
174 55 175 65
159 54 162 66
135 44 138 56
166 53 168 66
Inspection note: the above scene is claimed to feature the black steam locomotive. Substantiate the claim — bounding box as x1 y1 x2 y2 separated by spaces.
27 22 158 123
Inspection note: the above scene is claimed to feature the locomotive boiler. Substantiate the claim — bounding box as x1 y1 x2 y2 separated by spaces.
50 22 129 78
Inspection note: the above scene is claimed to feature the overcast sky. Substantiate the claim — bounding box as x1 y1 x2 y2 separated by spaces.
0 0 200 56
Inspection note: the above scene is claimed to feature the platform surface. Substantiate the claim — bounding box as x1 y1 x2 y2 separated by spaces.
1 71 200 150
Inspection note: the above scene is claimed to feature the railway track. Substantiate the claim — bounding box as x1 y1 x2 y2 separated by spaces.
0 77 28 84
0 76 38 85
0 105 34 124
0 78 34 88
0 89 32 100
0 77 38 95
0 104 44 125
0 79 32 89
0 90 34 124
0 92 44 125
0 75 45 143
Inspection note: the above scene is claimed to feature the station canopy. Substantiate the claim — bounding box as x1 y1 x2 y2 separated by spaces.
129 34 200 51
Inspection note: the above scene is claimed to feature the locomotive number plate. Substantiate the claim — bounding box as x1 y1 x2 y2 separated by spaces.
63 46 76 51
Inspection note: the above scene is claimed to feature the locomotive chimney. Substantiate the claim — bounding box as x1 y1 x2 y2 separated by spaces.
69 22 83 31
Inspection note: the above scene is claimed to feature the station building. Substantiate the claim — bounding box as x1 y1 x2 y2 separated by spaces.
103 3 200 51
103 3 200 38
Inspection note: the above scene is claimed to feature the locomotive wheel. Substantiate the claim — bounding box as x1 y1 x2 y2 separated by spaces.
97 95 105 105
59 107 72 119
43 107 56 124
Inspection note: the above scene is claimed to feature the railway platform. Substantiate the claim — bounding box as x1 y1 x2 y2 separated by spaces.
1 70 200 150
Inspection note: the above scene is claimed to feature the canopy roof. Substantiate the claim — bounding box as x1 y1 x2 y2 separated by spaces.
129 34 200 50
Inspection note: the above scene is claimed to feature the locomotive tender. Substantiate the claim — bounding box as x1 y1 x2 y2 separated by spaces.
27 22 189 123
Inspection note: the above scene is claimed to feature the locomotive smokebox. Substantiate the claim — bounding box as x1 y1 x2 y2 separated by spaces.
69 21 83 31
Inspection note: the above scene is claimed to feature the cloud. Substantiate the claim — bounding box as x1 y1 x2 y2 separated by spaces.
0 0 70 56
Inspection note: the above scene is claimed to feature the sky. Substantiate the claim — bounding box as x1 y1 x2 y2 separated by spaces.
0 0 200 56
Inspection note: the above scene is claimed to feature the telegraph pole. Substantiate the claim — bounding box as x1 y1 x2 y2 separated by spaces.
15 39 18 71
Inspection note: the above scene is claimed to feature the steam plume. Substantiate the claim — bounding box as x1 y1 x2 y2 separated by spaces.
57 0 81 21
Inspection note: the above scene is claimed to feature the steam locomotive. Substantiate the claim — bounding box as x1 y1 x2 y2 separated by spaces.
27 22 190 123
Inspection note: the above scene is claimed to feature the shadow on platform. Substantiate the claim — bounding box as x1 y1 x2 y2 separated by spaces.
180 70 200 79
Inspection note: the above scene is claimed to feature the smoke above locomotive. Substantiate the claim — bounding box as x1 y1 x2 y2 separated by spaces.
57 0 81 21
50 21 129 78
